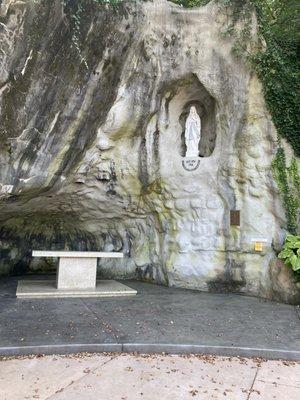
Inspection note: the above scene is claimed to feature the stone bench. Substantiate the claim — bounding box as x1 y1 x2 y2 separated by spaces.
16 250 137 298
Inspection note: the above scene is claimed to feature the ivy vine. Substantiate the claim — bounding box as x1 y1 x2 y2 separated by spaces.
62 0 299 154
212 0 299 232
60 0 299 232
272 147 300 234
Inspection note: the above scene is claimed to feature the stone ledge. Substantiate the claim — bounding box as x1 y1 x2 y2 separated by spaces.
16 280 137 298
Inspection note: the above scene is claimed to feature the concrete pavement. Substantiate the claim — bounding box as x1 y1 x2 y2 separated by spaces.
0 353 299 399
0 276 299 359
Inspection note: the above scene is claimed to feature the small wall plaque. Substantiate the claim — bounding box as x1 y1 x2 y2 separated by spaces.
230 210 240 226
251 238 268 252
254 242 263 252
182 157 200 171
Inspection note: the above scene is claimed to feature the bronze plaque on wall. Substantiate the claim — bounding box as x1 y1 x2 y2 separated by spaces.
230 210 240 226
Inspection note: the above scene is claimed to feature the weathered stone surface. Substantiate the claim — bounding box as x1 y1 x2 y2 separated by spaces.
269 260 300 305
0 0 298 302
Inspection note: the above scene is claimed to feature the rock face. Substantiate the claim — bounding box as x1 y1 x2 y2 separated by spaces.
0 0 299 303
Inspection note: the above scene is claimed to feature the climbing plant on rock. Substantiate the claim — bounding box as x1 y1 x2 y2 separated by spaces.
213 0 299 156
61 0 299 232
63 0 299 156
207 0 300 232
272 147 300 234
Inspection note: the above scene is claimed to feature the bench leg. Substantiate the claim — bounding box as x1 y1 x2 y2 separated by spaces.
56 257 97 290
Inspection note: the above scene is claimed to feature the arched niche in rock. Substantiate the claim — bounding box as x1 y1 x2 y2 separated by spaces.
163 74 217 158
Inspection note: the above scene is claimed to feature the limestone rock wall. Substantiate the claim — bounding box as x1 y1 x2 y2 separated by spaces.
0 0 298 303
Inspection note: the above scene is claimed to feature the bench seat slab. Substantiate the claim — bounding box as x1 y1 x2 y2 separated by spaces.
57 257 97 290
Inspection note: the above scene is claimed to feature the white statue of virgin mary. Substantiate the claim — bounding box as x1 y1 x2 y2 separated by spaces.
185 106 201 158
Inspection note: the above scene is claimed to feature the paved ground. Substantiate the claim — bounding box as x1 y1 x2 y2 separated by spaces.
0 353 299 400
0 276 299 359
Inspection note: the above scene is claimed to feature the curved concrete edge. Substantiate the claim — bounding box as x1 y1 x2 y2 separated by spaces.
123 344 300 361
0 343 299 361
0 344 122 357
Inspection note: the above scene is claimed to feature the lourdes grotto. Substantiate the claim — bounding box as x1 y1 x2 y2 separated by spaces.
0 0 299 304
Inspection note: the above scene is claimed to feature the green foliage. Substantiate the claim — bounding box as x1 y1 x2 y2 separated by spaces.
62 0 299 156
251 0 300 232
278 234 300 280
272 147 300 234
250 0 300 157
288 158 300 190
172 0 210 7
215 0 300 156
211 0 300 233
39 0 300 237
